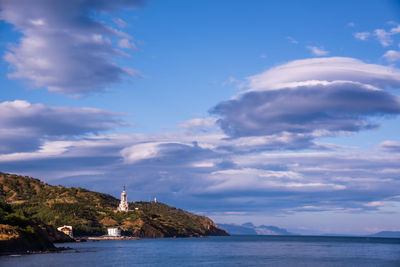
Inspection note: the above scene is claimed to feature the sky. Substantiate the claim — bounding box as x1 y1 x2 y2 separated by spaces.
1 0 400 235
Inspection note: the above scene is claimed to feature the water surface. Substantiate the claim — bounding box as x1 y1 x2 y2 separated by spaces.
2 235 400 267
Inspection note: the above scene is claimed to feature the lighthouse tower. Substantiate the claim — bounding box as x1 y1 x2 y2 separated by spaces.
117 185 129 212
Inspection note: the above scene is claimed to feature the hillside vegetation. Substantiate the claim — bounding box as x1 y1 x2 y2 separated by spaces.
0 201 73 255
0 172 228 237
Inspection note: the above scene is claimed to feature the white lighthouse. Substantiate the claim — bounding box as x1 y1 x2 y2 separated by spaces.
117 185 129 212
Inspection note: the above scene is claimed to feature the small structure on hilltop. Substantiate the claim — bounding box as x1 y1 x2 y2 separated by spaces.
154 197 157 203
117 185 129 212
57 225 73 238
107 227 121 237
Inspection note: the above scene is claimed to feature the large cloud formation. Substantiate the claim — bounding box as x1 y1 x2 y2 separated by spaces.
0 0 144 95
212 57 400 138
0 100 126 153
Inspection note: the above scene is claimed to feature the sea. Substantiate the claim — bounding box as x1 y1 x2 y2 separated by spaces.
2 235 400 267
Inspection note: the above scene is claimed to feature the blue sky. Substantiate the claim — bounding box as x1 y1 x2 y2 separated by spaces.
1 0 400 235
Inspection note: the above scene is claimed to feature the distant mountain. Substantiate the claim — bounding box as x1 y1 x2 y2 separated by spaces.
368 231 400 238
0 172 228 238
218 222 293 235
218 223 257 235
286 228 323 236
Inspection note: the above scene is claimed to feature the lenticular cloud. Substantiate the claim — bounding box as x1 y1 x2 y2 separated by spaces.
245 57 400 92
211 57 400 138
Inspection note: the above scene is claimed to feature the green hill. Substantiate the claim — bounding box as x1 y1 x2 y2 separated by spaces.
0 172 228 238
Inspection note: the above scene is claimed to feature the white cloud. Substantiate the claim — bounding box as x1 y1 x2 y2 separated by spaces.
29 18 45 26
357 23 400 47
244 57 400 92
374 29 393 47
390 24 400 34
192 161 215 168
354 32 370 41
222 76 239 86
118 38 137 50
179 117 218 132
121 142 164 163
383 50 400 62
0 141 73 162
364 201 383 207
286 36 299 44
114 18 128 28
306 46 329 56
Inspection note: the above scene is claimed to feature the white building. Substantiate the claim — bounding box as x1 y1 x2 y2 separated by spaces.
57 225 73 238
117 185 129 212
107 227 121 236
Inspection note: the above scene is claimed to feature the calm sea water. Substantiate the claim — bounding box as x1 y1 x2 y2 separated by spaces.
2 236 400 267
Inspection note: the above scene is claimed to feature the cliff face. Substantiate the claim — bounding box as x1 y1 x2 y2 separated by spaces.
0 201 73 255
0 172 229 238
0 224 55 255
39 223 75 243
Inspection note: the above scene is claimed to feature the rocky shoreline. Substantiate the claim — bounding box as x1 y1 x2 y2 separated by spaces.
0 245 71 257
0 222 75 256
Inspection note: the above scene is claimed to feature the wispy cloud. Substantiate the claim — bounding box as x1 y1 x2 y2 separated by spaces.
118 38 137 50
390 24 400 34
378 140 400 153
348 22 355 27
286 36 299 44
354 32 370 41
222 76 239 86
355 23 400 47
113 18 128 28
178 117 218 132
383 50 400 62
374 29 393 47
306 46 329 56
